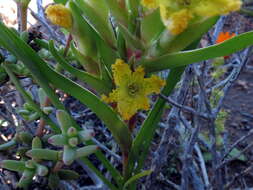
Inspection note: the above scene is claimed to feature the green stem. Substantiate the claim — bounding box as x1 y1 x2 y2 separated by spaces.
2 63 61 133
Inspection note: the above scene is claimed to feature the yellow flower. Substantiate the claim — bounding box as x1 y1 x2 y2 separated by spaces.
45 4 72 29
193 0 242 17
143 0 242 35
102 59 165 120
141 0 159 9
160 7 192 35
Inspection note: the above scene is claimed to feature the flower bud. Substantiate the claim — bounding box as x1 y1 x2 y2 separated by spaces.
45 4 72 29
67 127 78 137
68 137 78 147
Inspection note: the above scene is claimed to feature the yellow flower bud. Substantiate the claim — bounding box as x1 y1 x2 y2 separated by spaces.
141 0 159 9
45 4 72 29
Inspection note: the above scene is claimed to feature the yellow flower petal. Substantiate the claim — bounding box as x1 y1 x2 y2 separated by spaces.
112 59 131 86
141 0 159 9
158 0 242 35
102 59 165 120
45 4 72 29
144 75 166 94
160 7 192 35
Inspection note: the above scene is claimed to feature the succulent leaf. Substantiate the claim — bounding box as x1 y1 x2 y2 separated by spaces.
76 145 98 158
63 146 76 165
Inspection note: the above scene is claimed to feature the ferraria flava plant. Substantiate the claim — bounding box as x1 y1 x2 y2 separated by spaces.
0 0 252 189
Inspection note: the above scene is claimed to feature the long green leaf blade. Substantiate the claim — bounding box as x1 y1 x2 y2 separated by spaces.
141 30 253 73
0 22 132 153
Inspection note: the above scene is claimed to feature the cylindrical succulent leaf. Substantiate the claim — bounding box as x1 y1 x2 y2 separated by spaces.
56 110 72 134
78 129 95 142
35 164 48 176
67 127 78 137
23 102 34 111
42 106 54 114
58 169 80 180
17 131 33 144
68 137 78 147
17 109 30 116
26 149 60 161
63 146 76 165
48 134 67 146
25 160 36 169
38 88 47 107
76 145 98 158
1 160 26 172
32 137 42 149
48 173 60 190
28 112 40 121
17 169 34 189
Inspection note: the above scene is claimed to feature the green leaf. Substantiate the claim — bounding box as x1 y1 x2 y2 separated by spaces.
26 149 60 161
118 23 145 50
141 9 164 45
2 63 61 133
49 41 112 94
75 0 116 47
152 16 219 56
54 0 68 5
123 170 152 190
141 30 253 73
1 160 26 172
0 22 132 153
103 0 128 26
126 67 186 179
79 157 119 190
126 41 201 179
0 140 16 151
58 169 80 180
229 148 247 161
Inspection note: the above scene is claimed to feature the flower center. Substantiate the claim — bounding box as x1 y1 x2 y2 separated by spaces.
127 83 139 96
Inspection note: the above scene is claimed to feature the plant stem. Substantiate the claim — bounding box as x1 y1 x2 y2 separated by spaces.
17 2 28 31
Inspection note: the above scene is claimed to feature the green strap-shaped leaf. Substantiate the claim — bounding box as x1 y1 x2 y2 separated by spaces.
80 157 119 190
2 63 61 133
141 9 164 45
123 170 152 190
0 22 132 153
118 23 145 50
125 67 185 179
103 0 128 26
75 0 116 48
141 30 253 73
49 41 112 94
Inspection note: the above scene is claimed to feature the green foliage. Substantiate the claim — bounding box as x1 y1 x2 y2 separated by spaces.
0 1 252 189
